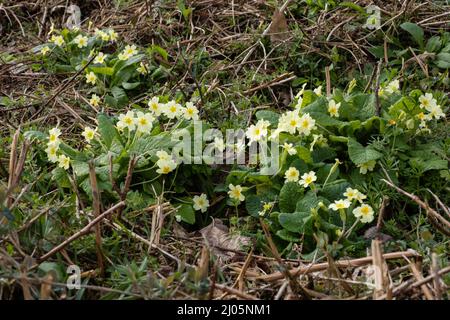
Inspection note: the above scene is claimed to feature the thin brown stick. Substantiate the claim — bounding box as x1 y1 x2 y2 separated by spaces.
431 253 442 300
382 179 450 235
39 201 125 262
256 250 420 282
409 262 434 300
214 283 259 300
260 219 310 299
89 161 105 276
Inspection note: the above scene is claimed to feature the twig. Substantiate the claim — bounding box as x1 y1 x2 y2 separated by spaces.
89 160 105 276
374 59 382 116
381 179 450 236
39 201 125 262
213 283 259 300
255 250 420 282
260 219 311 299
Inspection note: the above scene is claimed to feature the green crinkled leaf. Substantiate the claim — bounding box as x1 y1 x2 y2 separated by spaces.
320 180 350 201
296 145 313 164
426 36 441 53
400 22 424 49
279 182 303 213
52 167 71 188
347 138 382 165
295 191 322 212
176 203 195 224
409 158 448 173
436 52 450 69
122 82 141 90
24 130 47 143
276 229 301 242
59 143 86 161
129 133 174 157
255 110 280 127
90 66 114 76
98 113 122 149
279 211 312 234
312 147 337 163
352 93 376 120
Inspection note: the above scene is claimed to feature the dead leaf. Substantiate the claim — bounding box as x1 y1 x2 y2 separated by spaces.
269 9 289 44
195 246 210 283
199 219 250 261
363 226 393 242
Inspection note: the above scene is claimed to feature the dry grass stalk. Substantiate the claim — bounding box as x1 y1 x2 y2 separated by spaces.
256 250 420 282
39 201 126 262
89 160 105 276
371 240 389 299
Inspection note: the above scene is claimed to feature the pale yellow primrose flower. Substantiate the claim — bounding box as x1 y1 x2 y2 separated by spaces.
343 187 367 203
213 137 225 152
89 94 101 107
116 111 136 131
419 93 436 110
313 85 322 96
164 101 182 119
74 35 88 48
299 171 317 188
357 160 376 174
328 99 341 118
45 144 59 163
82 127 97 143
94 52 106 64
108 29 118 41
228 184 245 202
193 193 210 213
50 35 64 46
285 167 300 183
329 199 351 211
40 46 51 55
246 120 268 144
48 127 61 145
148 97 162 116
426 104 445 120
135 111 154 134
85 72 97 85
278 110 301 134
119 44 138 61
156 159 177 174
183 102 199 120
282 142 297 155
137 62 149 75
95 29 110 41
297 113 316 136
259 201 274 216
385 79 400 94
353 204 375 223
58 154 71 170
343 188 358 201
156 150 171 162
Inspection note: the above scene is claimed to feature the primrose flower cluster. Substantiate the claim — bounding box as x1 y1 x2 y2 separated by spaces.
45 128 70 170
38 26 154 90
417 93 445 126
329 187 374 224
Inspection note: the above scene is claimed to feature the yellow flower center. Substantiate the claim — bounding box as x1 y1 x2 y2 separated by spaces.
124 117 133 125
361 207 370 215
